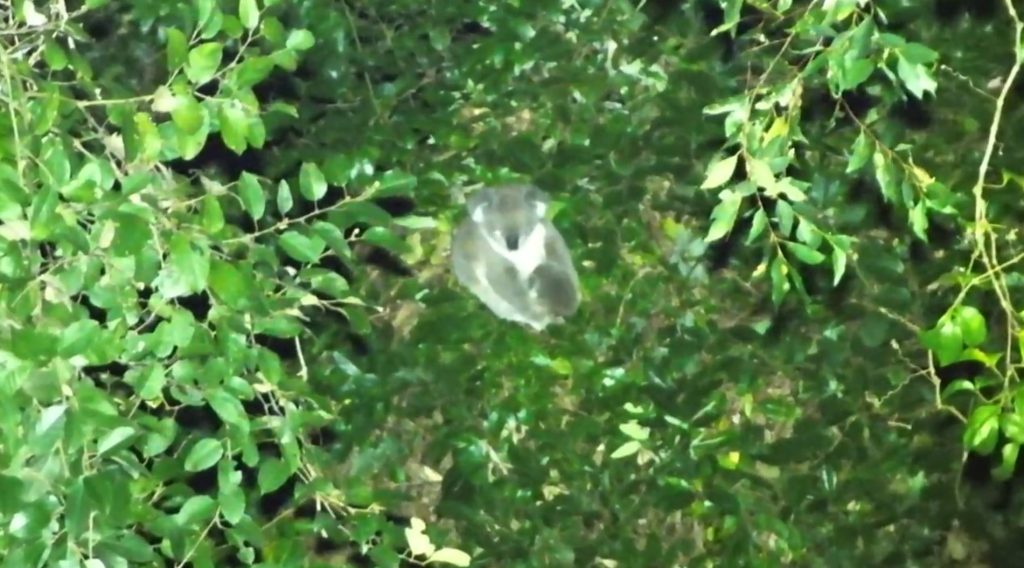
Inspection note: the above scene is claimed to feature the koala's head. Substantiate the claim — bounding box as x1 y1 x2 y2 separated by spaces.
468 184 549 252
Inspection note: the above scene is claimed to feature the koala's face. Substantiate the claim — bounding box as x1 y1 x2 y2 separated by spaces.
470 185 548 253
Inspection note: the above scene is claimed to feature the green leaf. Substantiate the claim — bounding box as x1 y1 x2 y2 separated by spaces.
207 389 249 433
956 305 987 347
784 241 826 265
427 548 472 567
299 162 328 201
701 154 738 189
899 42 939 65
43 39 68 70
186 42 224 85
238 172 266 220
1001 413 1024 444
919 320 963 366
157 233 210 298
277 180 293 215
704 190 743 243
166 28 188 71
171 94 205 135
286 29 315 50
201 194 225 233
940 379 977 400
769 254 790 306
185 438 225 472
133 112 162 162
209 259 249 308
239 0 259 30
993 442 1020 481
746 209 768 244
610 441 641 459
311 220 352 259
374 170 417 196
257 458 291 494
831 245 847 286
847 131 873 173
841 58 874 90
219 103 249 155
97 426 137 456
176 495 218 527
872 150 900 203
219 481 246 525
745 157 775 190
58 319 101 357
619 421 650 441
896 55 937 99
965 405 1000 455
29 187 59 240
278 230 325 263
233 56 275 89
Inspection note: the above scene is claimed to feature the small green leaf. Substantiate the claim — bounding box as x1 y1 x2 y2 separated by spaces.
257 458 291 494
166 28 188 71
831 246 847 286
219 103 249 155
171 94 205 135
201 194 225 233
207 389 249 433
278 230 325 263
373 170 416 196
186 42 224 85
964 404 1000 455
239 0 259 30
700 154 738 190
921 319 963 366
1001 414 1024 444
219 482 246 525
286 29 315 50
277 180 293 215
745 157 775 189
233 56 275 88
299 162 327 201
847 131 873 173
940 379 977 400
185 438 225 472
704 190 742 243
97 426 137 456
619 421 650 441
58 319 101 357
784 241 826 265
238 172 266 220
610 441 641 459
993 442 1020 481
896 55 937 99
29 187 59 240
956 305 987 347
427 548 472 567
899 42 939 65
746 209 768 244
44 40 69 70
209 259 249 308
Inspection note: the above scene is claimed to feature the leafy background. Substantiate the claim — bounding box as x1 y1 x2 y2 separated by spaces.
1 0 1024 566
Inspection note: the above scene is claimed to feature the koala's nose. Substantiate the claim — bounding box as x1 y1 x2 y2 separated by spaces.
505 235 519 250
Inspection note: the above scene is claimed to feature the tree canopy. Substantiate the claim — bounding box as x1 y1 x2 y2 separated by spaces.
2 0 1024 566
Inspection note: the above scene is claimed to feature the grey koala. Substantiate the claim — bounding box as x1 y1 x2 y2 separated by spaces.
451 184 580 330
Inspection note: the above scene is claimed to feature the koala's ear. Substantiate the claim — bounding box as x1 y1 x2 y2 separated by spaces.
533 199 548 218
525 186 550 217
467 189 493 222
470 201 487 223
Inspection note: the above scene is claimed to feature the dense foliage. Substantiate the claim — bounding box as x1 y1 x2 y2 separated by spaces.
2 0 1024 566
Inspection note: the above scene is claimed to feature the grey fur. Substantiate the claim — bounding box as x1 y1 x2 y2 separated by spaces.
451 184 580 330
